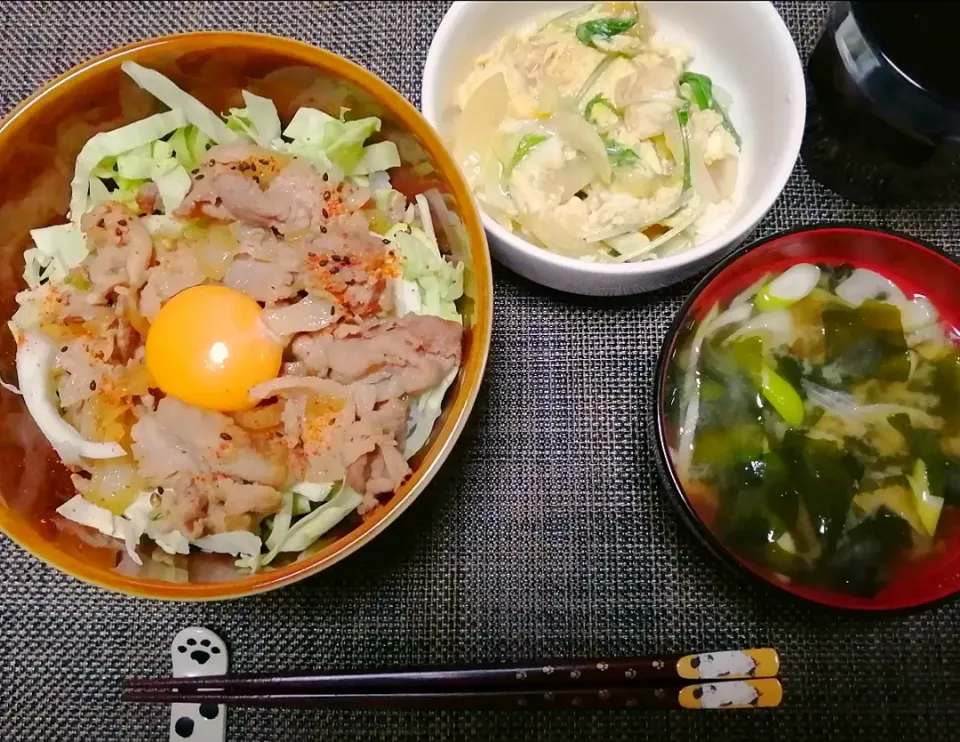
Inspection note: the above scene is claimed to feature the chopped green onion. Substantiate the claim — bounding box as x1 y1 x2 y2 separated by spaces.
760 365 805 427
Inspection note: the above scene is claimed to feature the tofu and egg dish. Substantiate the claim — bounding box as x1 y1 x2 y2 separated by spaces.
452 1 741 262
4 62 466 571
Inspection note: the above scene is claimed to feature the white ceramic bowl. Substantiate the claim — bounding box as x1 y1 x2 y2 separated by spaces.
422 1 806 296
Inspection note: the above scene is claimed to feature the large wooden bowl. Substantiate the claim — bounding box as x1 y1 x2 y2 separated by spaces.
0 32 492 600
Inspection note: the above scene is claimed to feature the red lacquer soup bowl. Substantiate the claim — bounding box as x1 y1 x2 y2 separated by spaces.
654 225 960 611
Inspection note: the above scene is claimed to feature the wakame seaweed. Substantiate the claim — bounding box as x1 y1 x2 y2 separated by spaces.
822 300 911 383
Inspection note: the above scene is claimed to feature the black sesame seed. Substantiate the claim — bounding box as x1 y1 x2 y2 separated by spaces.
89 380 97 391
191 169 199 175
60 345 68 352
117 219 127 226
322 172 329 181
322 191 331 199
321 208 329 219
319 226 327 234
220 432 232 441
252 175 260 184
318 259 329 267
258 159 269 165
153 209 162 215
157 486 164 494
214 197 222 206
270 226 282 238
307 252 316 258
96 219 105 228
329 267 340 275
195 174 205 180
332 254 342 262
382 238 390 245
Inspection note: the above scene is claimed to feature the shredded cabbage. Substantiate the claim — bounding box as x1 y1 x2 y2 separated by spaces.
279 107 391 176
241 483 363 571
22 223 87 288
121 61 237 144
224 90 283 148
68 109 186 220
352 140 402 175
405 367 458 457
385 201 464 323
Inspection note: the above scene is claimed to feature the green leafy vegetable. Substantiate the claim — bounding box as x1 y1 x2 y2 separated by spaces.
575 17 637 49
584 93 621 124
679 72 714 111
679 71 742 147
507 133 550 173
600 135 639 168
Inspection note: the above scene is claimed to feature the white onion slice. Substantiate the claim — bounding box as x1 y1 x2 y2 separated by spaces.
16 331 126 466
688 137 720 204
454 72 508 186
724 308 794 348
705 302 753 337
543 111 611 184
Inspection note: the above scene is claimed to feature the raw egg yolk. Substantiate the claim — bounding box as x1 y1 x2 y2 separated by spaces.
145 285 283 412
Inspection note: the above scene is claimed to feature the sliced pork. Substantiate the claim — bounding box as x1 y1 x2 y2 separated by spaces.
292 314 463 398
130 397 287 488
158 476 282 538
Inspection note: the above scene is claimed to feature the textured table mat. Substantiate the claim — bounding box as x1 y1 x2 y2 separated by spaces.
2 2 960 740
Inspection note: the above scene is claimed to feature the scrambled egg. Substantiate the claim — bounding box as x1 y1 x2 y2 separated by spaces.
452 2 742 262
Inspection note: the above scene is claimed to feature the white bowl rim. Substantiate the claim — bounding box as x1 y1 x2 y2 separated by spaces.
422 0 807 278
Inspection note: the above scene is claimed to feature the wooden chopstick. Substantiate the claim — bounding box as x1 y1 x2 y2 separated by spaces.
122 679 783 710
123 648 780 709
124 648 778 696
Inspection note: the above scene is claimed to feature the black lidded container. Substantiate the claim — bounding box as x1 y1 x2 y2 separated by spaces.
802 2 960 205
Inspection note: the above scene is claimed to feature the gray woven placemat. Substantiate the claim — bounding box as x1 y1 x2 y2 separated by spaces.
2 2 959 740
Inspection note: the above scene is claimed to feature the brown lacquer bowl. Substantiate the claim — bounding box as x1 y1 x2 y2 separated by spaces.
0 33 492 600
